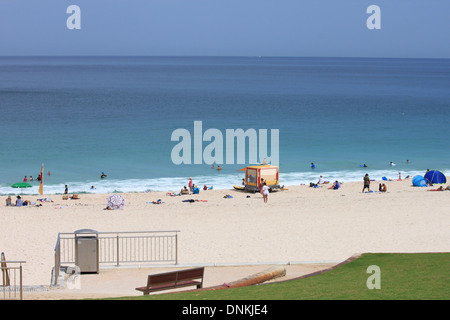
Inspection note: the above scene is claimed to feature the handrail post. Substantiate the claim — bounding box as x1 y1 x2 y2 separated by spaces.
53 234 61 286
176 232 178 265
19 264 23 300
116 234 120 267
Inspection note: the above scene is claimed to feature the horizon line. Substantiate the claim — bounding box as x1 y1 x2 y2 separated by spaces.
0 55 449 60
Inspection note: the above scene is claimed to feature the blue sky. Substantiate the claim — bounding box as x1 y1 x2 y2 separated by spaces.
0 0 449 58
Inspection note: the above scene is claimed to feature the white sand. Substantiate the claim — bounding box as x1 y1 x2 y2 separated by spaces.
1 178 449 299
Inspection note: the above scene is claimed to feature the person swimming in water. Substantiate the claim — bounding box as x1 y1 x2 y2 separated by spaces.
100 172 107 179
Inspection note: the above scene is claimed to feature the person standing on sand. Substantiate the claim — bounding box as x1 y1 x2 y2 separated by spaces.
262 182 269 203
362 174 370 193
188 177 193 193
64 185 68 194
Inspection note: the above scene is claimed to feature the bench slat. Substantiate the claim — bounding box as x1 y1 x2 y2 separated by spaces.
136 280 202 293
176 268 204 281
147 273 177 287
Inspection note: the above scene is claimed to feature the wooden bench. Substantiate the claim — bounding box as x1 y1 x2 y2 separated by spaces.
135 267 204 295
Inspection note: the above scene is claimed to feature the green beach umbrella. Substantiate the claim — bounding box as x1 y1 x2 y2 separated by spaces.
11 182 32 194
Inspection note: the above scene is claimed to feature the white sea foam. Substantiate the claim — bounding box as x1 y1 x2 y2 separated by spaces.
1 169 443 195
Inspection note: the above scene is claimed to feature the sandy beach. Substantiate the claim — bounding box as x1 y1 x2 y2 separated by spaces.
1 178 449 299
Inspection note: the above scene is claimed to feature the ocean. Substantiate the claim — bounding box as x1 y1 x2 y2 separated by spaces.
1 56 449 195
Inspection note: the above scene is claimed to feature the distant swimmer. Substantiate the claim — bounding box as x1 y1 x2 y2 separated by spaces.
390 162 396 166
100 172 107 179
311 162 315 169
217 165 222 171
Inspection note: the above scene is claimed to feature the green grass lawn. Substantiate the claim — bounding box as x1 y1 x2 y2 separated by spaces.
113 253 450 300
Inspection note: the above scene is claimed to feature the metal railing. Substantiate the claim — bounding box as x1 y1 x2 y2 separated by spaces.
1 254 26 300
53 230 179 285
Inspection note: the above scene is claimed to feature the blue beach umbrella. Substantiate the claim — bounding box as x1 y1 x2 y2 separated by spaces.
424 170 447 185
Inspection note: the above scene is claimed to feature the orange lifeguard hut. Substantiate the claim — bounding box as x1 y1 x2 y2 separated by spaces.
237 165 280 192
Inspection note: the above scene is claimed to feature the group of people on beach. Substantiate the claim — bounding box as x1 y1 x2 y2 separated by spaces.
310 175 340 190
5 195 33 207
180 177 213 195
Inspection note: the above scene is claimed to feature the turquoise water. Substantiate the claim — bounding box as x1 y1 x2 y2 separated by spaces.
0 56 449 194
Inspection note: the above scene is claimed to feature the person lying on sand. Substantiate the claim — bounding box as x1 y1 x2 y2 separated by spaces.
428 186 444 191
